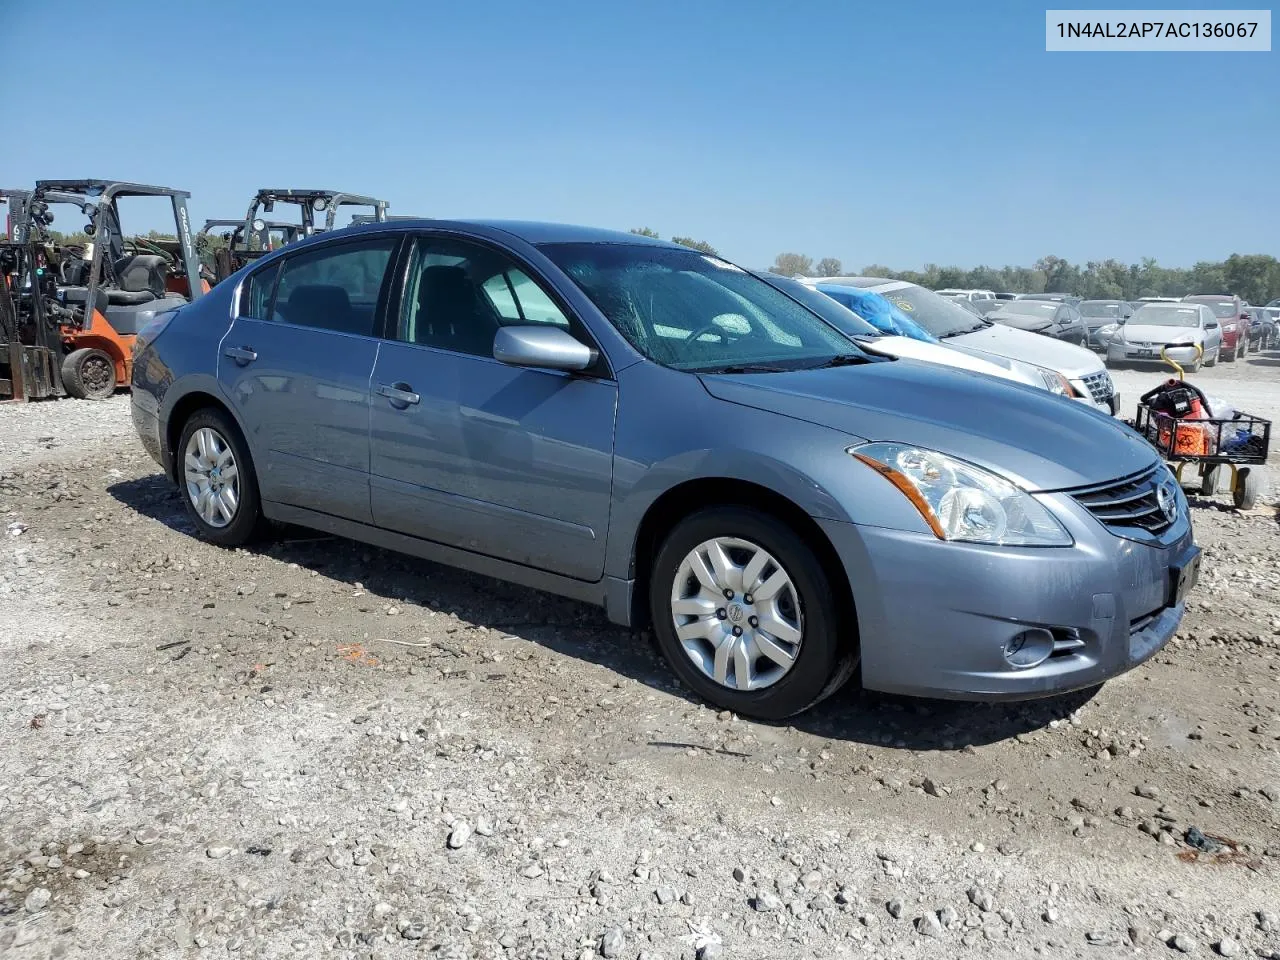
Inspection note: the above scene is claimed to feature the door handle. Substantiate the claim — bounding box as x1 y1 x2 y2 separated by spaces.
376 382 421 407
224 346 258 365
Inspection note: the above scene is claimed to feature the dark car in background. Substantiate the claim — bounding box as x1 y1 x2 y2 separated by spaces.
1017 293 1083 307
1079 300 1135 350
1182 295 1251 361
1244 307 1273 350
987 299 1086 344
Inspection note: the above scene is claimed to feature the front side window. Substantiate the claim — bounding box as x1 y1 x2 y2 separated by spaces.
273 238 397 336
396 237 576 357
539 243 861 372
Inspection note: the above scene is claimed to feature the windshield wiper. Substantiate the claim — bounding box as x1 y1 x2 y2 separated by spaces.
808 353 872 369
696 363 793 374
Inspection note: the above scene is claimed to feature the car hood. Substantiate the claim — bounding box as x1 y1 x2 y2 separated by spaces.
946 323 1103 379
856 336 1038 387
990 313 1054 332
1119 323 1204 345
700 360 1155 492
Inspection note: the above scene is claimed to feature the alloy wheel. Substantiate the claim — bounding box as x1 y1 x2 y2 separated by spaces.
184 427 240 528
669 537 803 691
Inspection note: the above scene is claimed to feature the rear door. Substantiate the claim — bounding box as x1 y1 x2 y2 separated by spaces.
217 236 399 522
368 233 617 581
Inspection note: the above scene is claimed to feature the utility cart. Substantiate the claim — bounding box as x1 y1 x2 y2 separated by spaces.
1130 345 1271 510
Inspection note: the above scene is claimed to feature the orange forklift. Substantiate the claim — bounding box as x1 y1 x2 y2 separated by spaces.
0 180 207 401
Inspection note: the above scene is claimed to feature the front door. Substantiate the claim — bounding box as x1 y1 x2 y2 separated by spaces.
217 236 398 522
368 235 617 581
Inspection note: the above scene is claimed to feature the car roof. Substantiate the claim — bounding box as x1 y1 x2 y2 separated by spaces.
809 276 895 289
1182 294 1234 301
333 218 678 248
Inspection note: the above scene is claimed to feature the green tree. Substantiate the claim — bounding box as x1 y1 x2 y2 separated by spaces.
816 257 843 277
1222 254 1280 304
771 252 814 276
629 227 660 238
671 235 719 256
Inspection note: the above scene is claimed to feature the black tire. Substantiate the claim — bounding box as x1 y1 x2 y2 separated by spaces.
1233 467 1262 511
61 347 117 400
1224 342 1237 362
648 506 857 720
175 407 265 547
1199 465 1220 496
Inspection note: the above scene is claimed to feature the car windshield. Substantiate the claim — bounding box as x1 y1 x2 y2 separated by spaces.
1196 301 1237 319
996 301 1058 317
539 243 864 372
1133 305 1201 328
755 274 882 339
859 283 988 339
1081 302 1123 318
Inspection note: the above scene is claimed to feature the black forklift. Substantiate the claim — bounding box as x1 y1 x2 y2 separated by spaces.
0 180 206 401
204 188 389 283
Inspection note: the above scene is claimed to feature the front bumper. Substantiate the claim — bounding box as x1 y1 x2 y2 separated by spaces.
819 492 1196 700
1107 342 1203 365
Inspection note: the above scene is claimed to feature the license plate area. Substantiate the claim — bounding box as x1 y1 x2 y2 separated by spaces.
1169 550 1201 608
1136 348 1155 358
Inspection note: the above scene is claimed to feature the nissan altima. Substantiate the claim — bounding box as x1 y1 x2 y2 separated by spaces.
130 221 1198 719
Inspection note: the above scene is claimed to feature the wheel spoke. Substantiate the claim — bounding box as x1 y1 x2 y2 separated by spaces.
753 568 790 602
672 596 717 617
686 550 720 594
215 445 235 468
705 541 736 593
741 549 769 595
219 464 238 484
217 488 238 521
676 618 716 642
757 610 801 646
196 429 213 461
713 636 733 686
753 631 797 670
184 453 204 476
731 640 752 690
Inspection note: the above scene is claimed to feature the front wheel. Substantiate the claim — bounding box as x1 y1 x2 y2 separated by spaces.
648 506 856 720
61 347 117 400
176 408 264 546
1234 467 1262 511
1204 346 1218 367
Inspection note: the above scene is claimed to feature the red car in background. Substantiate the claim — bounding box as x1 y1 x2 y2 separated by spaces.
1182 295 1251 361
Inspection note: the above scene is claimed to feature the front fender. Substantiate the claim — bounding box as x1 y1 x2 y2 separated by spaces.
604 363 936 580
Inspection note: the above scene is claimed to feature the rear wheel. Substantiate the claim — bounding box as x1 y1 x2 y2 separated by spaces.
176 408 264 546
61 348 117 400
1233 467 1262 511
648 506 856 720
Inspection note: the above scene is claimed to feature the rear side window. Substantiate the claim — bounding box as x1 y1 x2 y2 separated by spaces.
271 239 397 336
241 262 280 320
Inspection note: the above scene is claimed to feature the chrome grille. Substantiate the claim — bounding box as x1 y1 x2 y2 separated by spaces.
1070 464 1175 537
1078 370 1114 403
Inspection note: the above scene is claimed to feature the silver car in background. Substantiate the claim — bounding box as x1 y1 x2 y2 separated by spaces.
1104 302 1223 371
808 278 1120 415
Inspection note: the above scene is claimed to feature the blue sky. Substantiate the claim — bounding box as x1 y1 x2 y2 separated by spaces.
2 0 1275 270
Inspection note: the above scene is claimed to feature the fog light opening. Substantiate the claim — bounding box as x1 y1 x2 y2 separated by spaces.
1004 628 1054 669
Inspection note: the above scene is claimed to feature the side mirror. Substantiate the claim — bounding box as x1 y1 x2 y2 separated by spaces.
251 218 266 233
493 325 595 372
1206 322 1219 329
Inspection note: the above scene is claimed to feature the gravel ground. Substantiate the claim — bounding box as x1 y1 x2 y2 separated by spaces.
1 356 1278 960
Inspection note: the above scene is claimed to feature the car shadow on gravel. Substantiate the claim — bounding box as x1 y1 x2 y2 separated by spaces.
109 473 1098 751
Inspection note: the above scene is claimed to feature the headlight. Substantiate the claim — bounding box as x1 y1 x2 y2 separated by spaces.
1097 323 1118 340
1031 365 1076 396
850 442 1073 546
